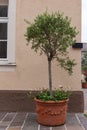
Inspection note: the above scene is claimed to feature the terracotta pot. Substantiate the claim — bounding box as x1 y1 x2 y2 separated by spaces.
34 98 69 126
82 83 87 88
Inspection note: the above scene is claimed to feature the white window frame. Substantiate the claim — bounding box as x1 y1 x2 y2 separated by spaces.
0 0 16 65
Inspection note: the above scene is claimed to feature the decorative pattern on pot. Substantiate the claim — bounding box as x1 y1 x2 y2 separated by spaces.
36 107 66 116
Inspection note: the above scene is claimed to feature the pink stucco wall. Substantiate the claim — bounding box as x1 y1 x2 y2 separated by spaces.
0 0 81 90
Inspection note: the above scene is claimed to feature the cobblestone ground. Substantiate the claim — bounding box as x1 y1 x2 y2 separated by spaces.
0 112 85 130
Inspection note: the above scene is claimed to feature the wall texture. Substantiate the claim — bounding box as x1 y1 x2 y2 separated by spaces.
0 90 84 112
0 0 8 5
0 0 81 90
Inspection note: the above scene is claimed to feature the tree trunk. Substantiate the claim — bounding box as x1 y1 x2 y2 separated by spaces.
48 59 53 96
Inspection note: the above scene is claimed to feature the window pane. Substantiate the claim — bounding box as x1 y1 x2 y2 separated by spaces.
0 5 8 17
0 41 7 58
0 23 7 39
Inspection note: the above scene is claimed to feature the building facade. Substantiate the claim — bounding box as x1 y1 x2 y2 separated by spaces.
0 0 83 112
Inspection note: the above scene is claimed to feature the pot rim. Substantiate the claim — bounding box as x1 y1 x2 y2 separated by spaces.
34 97 69 104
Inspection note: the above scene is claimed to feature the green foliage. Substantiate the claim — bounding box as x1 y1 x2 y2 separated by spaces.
54 89 72 100
36 88 72 101
36 89 53 101
84 113 87 117
82 73 87 83
57 57 76 75
82 52 87 72
25 11 77 74
25 11 78 97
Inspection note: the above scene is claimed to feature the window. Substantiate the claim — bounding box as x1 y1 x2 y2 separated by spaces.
0 0 16 65
0 5 8 59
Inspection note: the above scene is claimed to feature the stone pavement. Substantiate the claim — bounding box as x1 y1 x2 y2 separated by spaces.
0 112 86 130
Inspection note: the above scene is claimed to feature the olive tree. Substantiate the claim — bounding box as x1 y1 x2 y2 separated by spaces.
25 11 78 96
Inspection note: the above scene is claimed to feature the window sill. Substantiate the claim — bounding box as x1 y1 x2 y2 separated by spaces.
0 63 16 71
0 63 16 66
